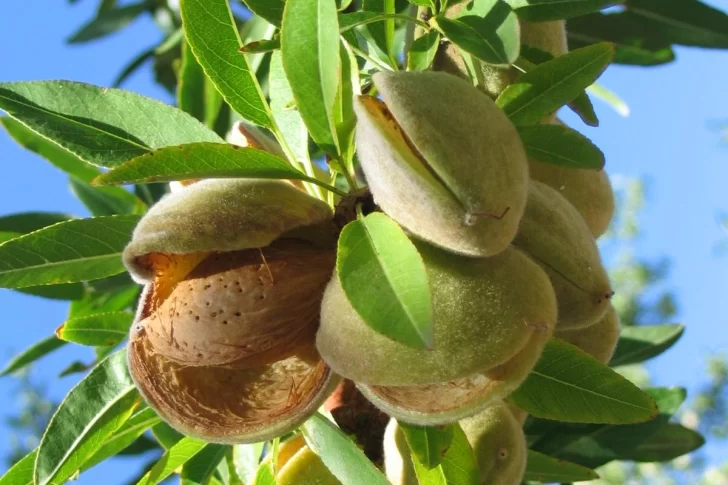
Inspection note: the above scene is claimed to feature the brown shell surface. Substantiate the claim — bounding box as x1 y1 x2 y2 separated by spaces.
128 335 335 443
139 239 335 367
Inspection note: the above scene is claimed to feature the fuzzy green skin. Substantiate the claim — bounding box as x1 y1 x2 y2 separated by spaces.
317 243 557 386
357 321 553 426
528 157 615 238
123 178 333 282
355 71 528 257
460 401 527 485
556 305 621 363
515 181 613 329
520 20 567 56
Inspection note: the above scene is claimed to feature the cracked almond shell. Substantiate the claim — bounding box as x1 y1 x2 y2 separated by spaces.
354 71 528 257
317 242 557 387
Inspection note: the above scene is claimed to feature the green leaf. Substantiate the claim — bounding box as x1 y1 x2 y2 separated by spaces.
270 52 310 167
528 387 686 468
506 0 623 21
251 462 276 485
242 0 285 27
410 424 479 485
518 46 598 127
180 0 274 128
0 215 139 289
178 39 208 124
35 351 139 485
94 143 317 186
497 42 613 125
337 213 433 349
0 117 100 182
0 336 67 377
67 2 149 43
281 0 341 155
181 445 230 485
240 38 281 54
0 81 222 168
524 450 598 483
363 0 397 62
517 124 604 169
399 422 454 469
567 12 676 66
628 0 728 48
136 438 210 485
0 211 75 235
69 178 145 216
0 449 37 485
610 324 685 367
620 423 705 462
408 31 441 71
233 443 266 484
18 283 86 301
433 0 520 66
81 407 162 472
587 82 630 117
56 311 134 347
301 413 391 485
510 339 658 424
151 422 185 449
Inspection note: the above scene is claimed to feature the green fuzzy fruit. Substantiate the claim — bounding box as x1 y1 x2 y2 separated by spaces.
354 71 528 257
317 242 557 387
515 181 613 329
520 20 567 56
358 322 552 425
528 120 615 237
460 401 528 485
556 304 621 363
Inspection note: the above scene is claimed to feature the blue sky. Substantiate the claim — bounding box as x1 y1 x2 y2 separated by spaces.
1 1 728 483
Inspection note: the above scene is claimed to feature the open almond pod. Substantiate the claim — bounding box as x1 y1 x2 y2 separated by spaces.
124 178 339 443
317 241 556 424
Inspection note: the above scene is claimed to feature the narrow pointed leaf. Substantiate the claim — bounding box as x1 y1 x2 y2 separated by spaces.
67 2 149 43
628 0 728 48
69 178 145 216
497 43 614 125
433 0 520 66
81 407 161 472
399 423 454 470
410 424 479 485
35 351 139 485
408 31 441 71
181 445 230 485
610 324 685 367
510 339 658 424
567 12 676 66
94 143 315 186
270 52 310 166
337 213 433 349
0 81 222 167
524 450 599 483
301 413 391 485
0 449 37 485
0 211 75 235
136 438 211 485
233 443 266 484
242 0 285 27
56 311 134 347
251 462 276 485
517 124 604 169
587 83 629 117
620 423 705 462
18 283 85 301
0 215 139 289
178 39 208 124
1 117 100 182
281 0 341 155
506 0 623 21
0 336 67 376
180 0 273 128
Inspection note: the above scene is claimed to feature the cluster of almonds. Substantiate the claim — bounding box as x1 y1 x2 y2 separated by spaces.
123 16 620 485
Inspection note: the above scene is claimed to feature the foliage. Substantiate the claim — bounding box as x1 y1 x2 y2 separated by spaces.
2 0 728 484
